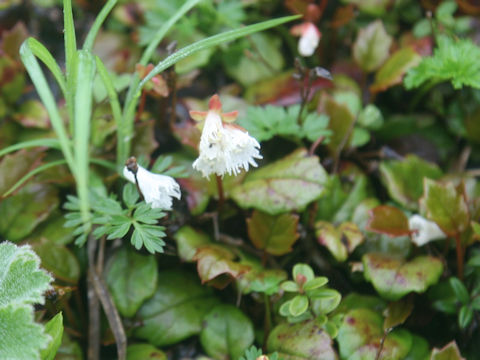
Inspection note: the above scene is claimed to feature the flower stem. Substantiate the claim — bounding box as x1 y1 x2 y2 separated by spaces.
455 233 464 280
263 293 272 350
215 175 225 211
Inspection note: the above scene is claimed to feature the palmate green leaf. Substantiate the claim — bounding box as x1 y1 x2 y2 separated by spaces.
132 223 166 254
0 242 53 360
405 35 480 90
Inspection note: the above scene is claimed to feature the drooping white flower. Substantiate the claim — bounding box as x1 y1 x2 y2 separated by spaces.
291 22 321 57
123 158 180 210
408 214 446 246
190 95 262 178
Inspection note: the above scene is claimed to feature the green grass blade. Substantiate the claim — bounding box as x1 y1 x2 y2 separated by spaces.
0 138 60 158
2 159 67 197
90 157 117 171
63 0 77 72
138 15 299 89
83 0 118 51
94 56 124 169
26 38 67 96
73 50 96 226
20 40 76 177
139 0 201 66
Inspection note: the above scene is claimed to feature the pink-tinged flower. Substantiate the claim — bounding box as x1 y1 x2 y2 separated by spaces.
291 22 321 57
123 158 180 210
190 95 262 178
409 214 446 246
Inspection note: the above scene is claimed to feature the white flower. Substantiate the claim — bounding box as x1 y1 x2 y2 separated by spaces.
191 95 262 178
291 22 321 57
123 163 180 210
408 214 446 246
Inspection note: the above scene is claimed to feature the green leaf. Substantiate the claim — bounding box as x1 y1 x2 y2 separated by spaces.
301 113 331 142
40 312 64 360
366 205 410 237
337 308 412 360
105 248 158 317
237 254 287 295
126 344 166 360
353 20 392 72
131 223 166 254
289 295 309 317
371 47 421 93
315 221 364 262
420 179 469 236
174 226 212 262
310 289 342 315
200 304 255 360
293 263 315 283
383 298 414 331
135 270 219 346
267 318 337 359
0 242 53 360
449 277 470 305
363 253 443 301
232 149 328 215
0 148 43 196
304 277 328 291
405 35 480 90
247 210 299 255
31 240 80 284
340 0 389 16
430 341 465 360
0 184 59 242
379 155 442 210
458 305 473 329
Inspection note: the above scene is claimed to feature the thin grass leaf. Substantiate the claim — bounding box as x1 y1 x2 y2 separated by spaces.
0 138 60 158
26 38 66 96
2 159 67 197
20 40 76 176
73 50 96 226
95 56 124 168
83 0 118 51
90 158 117 171
63 0 76 75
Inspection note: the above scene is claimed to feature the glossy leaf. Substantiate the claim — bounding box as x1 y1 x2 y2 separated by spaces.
267 319 337 360
232 149 327 215
174 225 211 262
126 344 166 360
379 155 442 210
247 210 299 255
420 179 469 236
105 248 158 317
353 20 392 72
363 253 443 301
135 270 219 346
371 47 421 93
0 183 58 242
200 304 255 360
366 205 410 237
315 221 364 262
337 308 412 360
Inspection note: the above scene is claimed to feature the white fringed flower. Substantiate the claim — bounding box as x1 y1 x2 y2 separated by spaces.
291 22 321 57
123 160 180 210
409 214 446 246
190 95 262 178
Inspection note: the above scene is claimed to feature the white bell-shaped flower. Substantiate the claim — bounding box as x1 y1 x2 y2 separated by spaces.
291 22 321 57
409 214 446 246
123 163 180 210
191 95 262 178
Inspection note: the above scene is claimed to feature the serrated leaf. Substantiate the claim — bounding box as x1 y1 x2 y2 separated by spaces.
123 183 140 208
301 113 331 142
105 248 158 317
200 304 255 360
247 210 299 255
353 20 392 72
379 155 442 210
131 223 166 254
40 312 63 360
405 35 480 90
363 253 443 301
135 270 219 346
420 179 469 236
232 149 327 215
0 242 53 359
